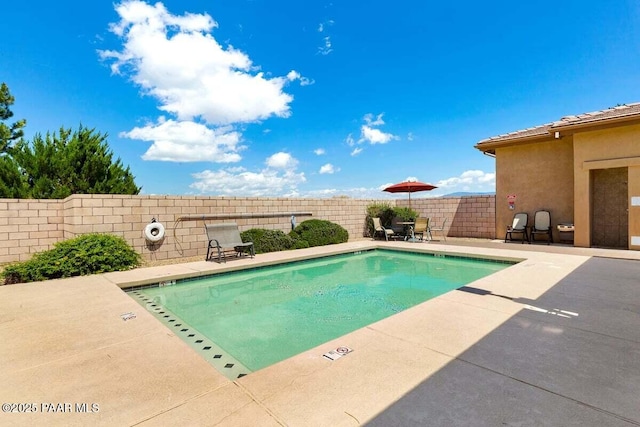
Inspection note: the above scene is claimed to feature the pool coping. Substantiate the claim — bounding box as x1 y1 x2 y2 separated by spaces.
107 242 527 290
2 240 640 426
122 245 523 292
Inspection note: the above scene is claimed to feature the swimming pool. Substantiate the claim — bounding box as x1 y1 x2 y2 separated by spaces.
129 249 513 379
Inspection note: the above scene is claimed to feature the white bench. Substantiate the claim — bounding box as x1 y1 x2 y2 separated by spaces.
205 223 255 262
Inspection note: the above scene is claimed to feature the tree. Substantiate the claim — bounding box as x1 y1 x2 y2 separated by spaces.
0 83 26 153
13 125 141 198
0 155 28 198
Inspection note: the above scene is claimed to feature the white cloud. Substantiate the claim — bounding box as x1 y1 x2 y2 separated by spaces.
317 20 334 33
225 166 245 173
286 70 314 86
350 147 363 156
100 1 305 164
461 170 484 178
190 168 306 196
304 187 374 199
407 132 414 141
318 36 333 55
350 113 398 146
190 152 306 196
319 163 338 174
187 169 491 198
374 170 494 200
459 169 495 183
345 133 355 147
314 148 325 155
187 168 495 198
435 170 496 191
478 172 496 183
120 118 243 162
100 1 295 126
266 152 298 169
317 20 334 55
364 113 385 126
361 125 396 144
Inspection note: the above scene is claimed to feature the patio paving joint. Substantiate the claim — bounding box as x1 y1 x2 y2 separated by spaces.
455 357 640 427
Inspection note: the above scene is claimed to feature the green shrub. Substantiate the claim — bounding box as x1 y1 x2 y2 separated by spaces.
291 238 310 250
240 228 309 254
392 206 418 222
365 203 419 237
365 202 395 236
2 233 140 285
290 219 348 247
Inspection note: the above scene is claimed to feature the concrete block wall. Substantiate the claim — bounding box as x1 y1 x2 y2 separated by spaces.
0 199 64 263
0 194 496 264
59 195 379 263
400 195 496 239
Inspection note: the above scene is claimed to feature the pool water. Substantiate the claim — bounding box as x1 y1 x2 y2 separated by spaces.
130 250 511 378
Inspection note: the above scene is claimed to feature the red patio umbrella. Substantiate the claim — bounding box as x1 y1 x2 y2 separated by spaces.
383 180 437 209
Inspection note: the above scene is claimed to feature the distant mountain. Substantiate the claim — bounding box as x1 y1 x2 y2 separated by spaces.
441 191 495 197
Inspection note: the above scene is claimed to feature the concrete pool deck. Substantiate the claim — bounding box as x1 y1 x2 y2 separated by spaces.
1 240 640 426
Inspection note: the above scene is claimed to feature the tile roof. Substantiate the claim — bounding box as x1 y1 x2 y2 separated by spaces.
477 102 640 146
478 123 552 144
550 102 640 128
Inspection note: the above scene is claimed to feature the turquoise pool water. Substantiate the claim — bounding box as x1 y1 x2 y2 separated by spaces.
129 250 512 378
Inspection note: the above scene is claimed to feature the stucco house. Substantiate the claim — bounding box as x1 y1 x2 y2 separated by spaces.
475 103 640 251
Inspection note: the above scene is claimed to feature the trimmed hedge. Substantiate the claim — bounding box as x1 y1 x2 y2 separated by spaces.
2 233 141 285
240 219 348 253
240 228 309 254
290 219 348 247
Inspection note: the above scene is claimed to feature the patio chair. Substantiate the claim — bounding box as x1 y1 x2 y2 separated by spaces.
372 217 395 241
505 212 529 243
413 217 431 241
430 217 448 241
529 210 553 244
205 222 255 262
390 217 408 238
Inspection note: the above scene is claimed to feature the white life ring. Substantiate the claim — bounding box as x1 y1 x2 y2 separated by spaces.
144 222 165 242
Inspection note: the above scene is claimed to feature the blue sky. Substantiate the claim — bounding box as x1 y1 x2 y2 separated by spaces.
2 1 640 199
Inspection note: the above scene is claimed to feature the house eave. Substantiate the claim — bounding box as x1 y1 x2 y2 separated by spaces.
474 134 555 155
476 112 640 155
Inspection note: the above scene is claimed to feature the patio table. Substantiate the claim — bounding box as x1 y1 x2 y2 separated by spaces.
397 221 418 242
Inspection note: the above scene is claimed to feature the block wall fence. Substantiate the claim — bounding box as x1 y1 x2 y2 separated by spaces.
0 194 496 264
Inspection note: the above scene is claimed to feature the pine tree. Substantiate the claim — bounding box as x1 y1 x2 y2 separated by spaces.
0 82 26 153
0 84 140 199
0 155 27 198
13 125 141 198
